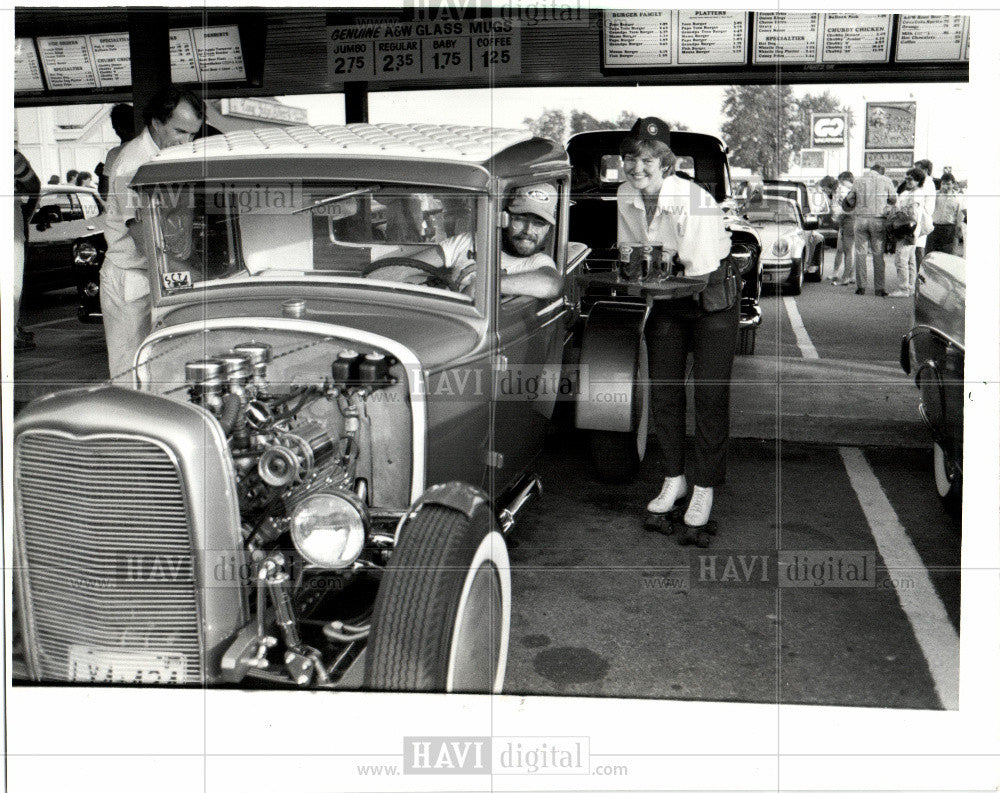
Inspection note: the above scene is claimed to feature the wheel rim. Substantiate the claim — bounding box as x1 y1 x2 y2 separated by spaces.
635 337 650 461
447 532 511 693
933 442 955 498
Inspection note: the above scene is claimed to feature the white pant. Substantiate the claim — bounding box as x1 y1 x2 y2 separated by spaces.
100 265 151 384
893 245 917 294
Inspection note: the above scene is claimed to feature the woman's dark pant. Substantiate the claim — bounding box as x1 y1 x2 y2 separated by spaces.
925 223 956 255
645 299 739 487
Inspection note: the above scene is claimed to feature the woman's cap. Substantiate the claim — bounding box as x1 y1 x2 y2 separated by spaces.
628 117 671 147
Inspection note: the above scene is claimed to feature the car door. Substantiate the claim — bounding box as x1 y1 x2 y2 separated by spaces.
491 177 570 492
27 192 80 290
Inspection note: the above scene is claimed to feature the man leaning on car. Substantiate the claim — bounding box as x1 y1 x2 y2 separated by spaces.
100 85 204 383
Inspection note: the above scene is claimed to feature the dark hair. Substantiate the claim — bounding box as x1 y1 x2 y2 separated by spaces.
871 164 885 175
837 170 854 182
66 169 78 182
47 174 60 184
75 171 92 186
915 159 933 176
110 103 136 141
619 137 676 174
940 171 956 187
905 167 925 185
143 85 204 128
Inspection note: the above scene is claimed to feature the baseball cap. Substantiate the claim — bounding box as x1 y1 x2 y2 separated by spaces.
507 182 557 225
628 117 671 147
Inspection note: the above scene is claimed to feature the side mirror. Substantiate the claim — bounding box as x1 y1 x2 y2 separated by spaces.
802 217 819 231
499 209 510 230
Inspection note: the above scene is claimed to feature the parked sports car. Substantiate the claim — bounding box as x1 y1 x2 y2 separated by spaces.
745 195 824 295
900 251 965 521
24 186 106 319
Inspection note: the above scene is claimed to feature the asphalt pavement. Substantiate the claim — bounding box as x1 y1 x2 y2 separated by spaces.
11 271 960 709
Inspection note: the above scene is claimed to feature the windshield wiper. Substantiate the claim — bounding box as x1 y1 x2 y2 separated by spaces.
291 185 380 215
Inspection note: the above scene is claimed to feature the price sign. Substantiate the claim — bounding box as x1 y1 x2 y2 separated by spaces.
170 29 199 83
327 20 520 83
192 25 246 82
676 11 747 66
820 14 890 63
88 32 131 88
604 10 673 67
37 36 98 89
753 13 820 64
15 38 44 92
896 15 969 62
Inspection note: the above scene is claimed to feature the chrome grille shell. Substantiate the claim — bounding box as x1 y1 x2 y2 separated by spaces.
14 386 248 684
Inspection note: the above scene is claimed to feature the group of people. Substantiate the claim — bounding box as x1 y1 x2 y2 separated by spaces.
825 159 965 298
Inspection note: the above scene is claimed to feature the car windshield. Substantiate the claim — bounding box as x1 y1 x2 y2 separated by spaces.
148 181 482 300
746 198 800 225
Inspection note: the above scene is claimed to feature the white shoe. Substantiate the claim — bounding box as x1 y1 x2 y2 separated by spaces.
684 486 714 527
647 475 687 513
887 289 910 298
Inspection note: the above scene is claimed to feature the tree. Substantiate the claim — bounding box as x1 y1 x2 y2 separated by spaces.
523 109 686 144
789 90 855 162
720 85 796 179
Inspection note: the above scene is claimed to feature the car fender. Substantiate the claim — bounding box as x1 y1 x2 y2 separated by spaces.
575 300 648 433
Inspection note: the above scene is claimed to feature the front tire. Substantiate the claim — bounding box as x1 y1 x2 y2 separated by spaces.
587 337 649 483
933 442 962 522
783 259 803 296
364 502 510 692
737 325 757 355
806 246 824 282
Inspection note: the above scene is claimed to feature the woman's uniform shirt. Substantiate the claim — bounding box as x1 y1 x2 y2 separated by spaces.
617 174 731 277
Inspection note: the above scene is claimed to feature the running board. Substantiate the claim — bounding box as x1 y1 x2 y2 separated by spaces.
497 474 542 535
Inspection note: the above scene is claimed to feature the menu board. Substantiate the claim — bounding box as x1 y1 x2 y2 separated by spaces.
604 11 746 67
89 33 131 88
604 10 672 66
895 15 969 62
37 36 99 89
191 25 246 81
170 29 199 83
753 13 820 63
327 20 521 84
820 14 891 63
15 38 45 92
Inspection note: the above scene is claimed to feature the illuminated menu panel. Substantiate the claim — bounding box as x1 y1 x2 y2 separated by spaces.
820 14 890 63
37 36 98 89
604 10 672 66
170 29 199 83
15 38 45 92
753 13 820 64
677 11 747 65
89 33 131 87
896 15 969 62
191 25 246 81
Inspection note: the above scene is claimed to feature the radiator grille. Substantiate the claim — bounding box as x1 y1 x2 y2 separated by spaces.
15 432 203 683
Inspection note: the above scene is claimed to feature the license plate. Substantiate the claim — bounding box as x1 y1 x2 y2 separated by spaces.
68 646 187 684
762 273 773 282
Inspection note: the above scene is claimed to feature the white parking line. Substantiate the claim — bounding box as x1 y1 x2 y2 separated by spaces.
782 296 819 359
838 446 960 710
23 317 78 330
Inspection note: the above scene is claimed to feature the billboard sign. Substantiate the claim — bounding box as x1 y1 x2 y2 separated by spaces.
865 101 916 150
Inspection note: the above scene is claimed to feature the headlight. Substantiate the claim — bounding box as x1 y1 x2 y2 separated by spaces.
727 245 755 274
74 241 99 265
290 492 368 569
771 238 791 258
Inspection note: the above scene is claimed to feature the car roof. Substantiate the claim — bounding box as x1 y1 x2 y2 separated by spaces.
132 123 568 189
749 195 800 210
41 185 101 196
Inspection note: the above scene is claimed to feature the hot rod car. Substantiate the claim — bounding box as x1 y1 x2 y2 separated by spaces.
900 251 965 521
14 123 603 692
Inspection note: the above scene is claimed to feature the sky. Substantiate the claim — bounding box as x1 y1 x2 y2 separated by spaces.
278 81 971 179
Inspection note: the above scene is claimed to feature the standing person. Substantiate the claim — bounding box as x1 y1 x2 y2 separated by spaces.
14 149 41 351
101 85 203 383
827 171 855 286
75 170 93 189
925 172 964 255
913 159 937 270
65 169 78 185
616 117 734 545
887 169 923 298
846 163 895 296
98 103 135 201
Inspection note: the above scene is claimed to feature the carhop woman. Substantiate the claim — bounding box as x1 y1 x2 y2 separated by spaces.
616 117 737 545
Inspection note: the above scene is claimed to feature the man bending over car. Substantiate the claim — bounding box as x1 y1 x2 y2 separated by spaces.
440 183 562 299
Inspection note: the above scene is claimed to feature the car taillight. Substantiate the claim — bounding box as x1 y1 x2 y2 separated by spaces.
74 241 100 265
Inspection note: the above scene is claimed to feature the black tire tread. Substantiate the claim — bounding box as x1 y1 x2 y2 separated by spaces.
364 504 492 691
